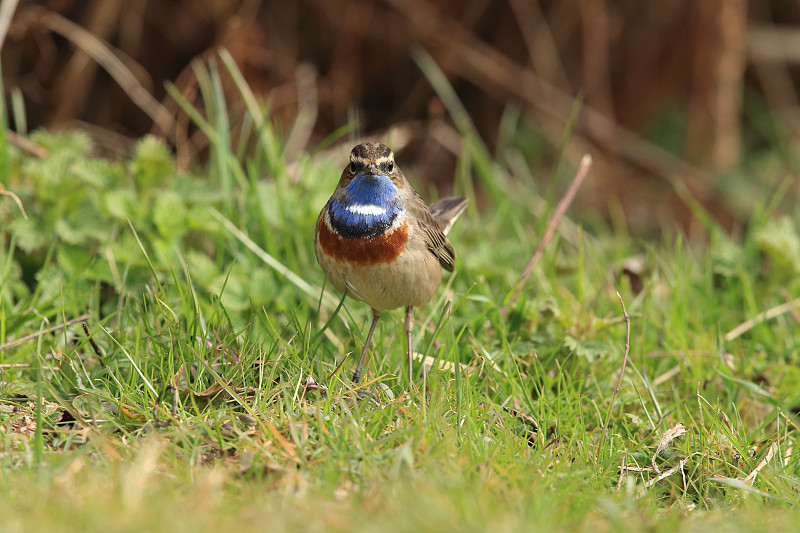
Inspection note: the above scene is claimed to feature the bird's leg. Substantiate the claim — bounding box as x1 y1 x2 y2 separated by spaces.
352 309 381 384
404 306 415 387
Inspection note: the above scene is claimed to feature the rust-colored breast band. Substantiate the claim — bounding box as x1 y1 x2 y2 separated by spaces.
318 216 409 265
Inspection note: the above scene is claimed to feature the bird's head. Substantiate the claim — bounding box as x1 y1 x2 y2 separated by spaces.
327 142 407 238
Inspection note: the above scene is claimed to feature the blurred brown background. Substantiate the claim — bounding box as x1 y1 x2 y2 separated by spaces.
2 0 799 233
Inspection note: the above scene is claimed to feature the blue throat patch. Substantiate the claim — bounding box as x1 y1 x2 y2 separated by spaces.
328 173 402 239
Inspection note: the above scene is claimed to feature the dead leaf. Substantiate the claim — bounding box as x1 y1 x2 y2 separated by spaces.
652 423 687 474
743 441 778 485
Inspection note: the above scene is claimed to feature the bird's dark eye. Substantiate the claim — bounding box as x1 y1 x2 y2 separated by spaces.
349 162 356 173
386 161 394 172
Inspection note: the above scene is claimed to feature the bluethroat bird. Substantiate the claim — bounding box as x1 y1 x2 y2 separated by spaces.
315 142 467 386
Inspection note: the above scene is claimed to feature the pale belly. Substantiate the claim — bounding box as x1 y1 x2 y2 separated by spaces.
315 220 442 311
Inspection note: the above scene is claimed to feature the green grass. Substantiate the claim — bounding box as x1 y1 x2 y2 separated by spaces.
1 58 800 532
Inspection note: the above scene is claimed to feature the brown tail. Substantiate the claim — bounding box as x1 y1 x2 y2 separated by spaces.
428 196 468 235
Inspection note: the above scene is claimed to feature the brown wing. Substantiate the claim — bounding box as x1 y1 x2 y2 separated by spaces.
405 190 458 272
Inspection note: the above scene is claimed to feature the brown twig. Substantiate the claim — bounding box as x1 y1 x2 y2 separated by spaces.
724 296 800 342
501 154 592 317
82 322 108 369
82 323 100 355
0 313 91 352
152 404 170 428
596 291 631 462
783 291 800 326
0 183 28 220
327 351 353 382
616 454 628 491
6 131 48 159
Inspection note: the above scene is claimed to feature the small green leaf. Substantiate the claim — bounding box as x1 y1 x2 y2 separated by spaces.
74 158 123 189
56 245 93 275
11 217 48 252
56 357 85 396
564 335 613 362
755 217 800 276
130 135 174 191
54 209 107 245
30 129 92 157
184 249 218 287
152 190 187 241
102 188 140 221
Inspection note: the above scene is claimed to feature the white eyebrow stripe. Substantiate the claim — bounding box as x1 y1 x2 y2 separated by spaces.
346 204 387 216
349 155 395 166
